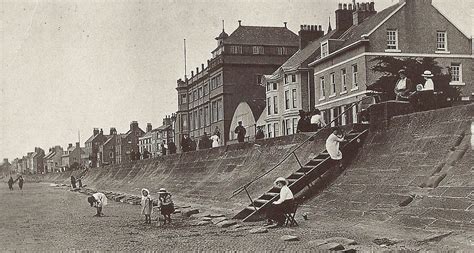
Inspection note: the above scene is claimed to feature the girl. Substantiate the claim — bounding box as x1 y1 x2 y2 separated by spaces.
325 128 345 168
158 188 174 225
140 188 153 224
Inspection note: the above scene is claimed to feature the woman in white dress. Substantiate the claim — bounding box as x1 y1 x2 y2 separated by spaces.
210 134 220 148
87 192 108 216
141 188 153 224
325 128 345 167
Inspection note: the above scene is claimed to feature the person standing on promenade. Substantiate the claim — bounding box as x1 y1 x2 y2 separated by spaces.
87 192 108 217
234 121 247 143
71 176 77 189
18 175 24 190
8 176 14 190
141 189 153 224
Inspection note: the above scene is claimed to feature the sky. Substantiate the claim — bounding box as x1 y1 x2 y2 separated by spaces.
1 0 472 161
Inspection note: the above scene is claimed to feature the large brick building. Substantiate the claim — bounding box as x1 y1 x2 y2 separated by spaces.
308 0 472 126
175 22 299 150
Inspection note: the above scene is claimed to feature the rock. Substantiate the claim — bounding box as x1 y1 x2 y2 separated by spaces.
340 249 357 253
211 217 227 224
173 210 181 214
326 237 357 246
280 235 299 242
200 217 212 221
307 239 328 247
206 213 226 218
373 238 398 246
265 224 279 229
191 220 211 226
181 208 199 217
249 227 268 234
319 243 344 251
217 220 237 228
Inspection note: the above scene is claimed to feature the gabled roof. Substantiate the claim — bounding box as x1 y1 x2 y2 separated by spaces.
223 26 299 46
103 135 115 146
44 151 56 160
139 131 153 140
85 134 98 144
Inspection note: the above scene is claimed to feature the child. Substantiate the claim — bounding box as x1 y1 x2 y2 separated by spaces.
140 188 153 224
325 128 345 169
157 188 174 225
87 192 108 216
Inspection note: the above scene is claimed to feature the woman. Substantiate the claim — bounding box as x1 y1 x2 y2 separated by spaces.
140 188 153 224
325 128 345 167
210 134 220 148
70 176 77 189
266 177 294 226
8 176 14 190
310 109 327 131
87 192 108 217
18 175 24 190
157 188 174 225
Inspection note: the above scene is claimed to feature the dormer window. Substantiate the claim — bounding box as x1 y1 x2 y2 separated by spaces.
321 41 329 58
230 45 242 54
253 46 264 55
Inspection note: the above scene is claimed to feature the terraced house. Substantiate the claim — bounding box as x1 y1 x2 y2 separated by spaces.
175 22 299 149
309 0 472 126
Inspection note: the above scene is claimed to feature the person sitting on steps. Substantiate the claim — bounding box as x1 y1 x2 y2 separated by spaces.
326 127 345 169
265 177 294 227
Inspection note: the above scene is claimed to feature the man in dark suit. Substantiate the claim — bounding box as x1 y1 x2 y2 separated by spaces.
394 69 414 101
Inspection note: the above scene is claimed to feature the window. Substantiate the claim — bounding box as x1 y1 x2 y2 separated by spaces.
188 92 193 101
352 64 358 88
273 123 279 137
198 87 202 98
330 108 335 127
319 77 326 99
285 90 290 109
451 63 462 83
211 101 217 122
272 83 277 90
252 46 264 54
204 106 209 126
437 31 447 51
291 74 296 83
292 89 297 108
180 94 187 104
284 74 288 84
267 124 273 138
330 73 336 95
256 75 263 85
277 47 287 55
199 108 203 129
230 45 242 54
193 90 197 101
210 74 222 89
203 83 209 96
267 97 271 115
273 96 278 114
292 118 298 135
217 99 223 121
193 111 198 130
189 113 193 130
266 83 271 91
341 69 347 92
386 29 398 50
321 42 329 57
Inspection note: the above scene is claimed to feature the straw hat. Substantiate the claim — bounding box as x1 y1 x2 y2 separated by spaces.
274 177 288 186
422 70 434 77
158 188 167 194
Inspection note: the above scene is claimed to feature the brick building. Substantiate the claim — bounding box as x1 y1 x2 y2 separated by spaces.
84 128 108 167
261 25 326 137
308 0 472 126
62 142 85 170
44 145 63 173
175 22 299 150
98 128 117 166
115 121 144 163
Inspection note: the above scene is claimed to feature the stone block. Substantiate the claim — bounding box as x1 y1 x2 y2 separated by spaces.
217 220 237 228
325 237 357 246
181 208 199 217
211 217 227 224
422 173 447 188
280 235 299 241
191 220 211 226
249 227 268 234
318 242 344 251
307 239 328 247
427 219 463 231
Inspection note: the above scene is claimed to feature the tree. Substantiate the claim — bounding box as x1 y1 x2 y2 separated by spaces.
368 56 461 105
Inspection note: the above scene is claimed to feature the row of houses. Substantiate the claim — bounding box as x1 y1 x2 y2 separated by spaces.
5 115 176 174
174 0 473 146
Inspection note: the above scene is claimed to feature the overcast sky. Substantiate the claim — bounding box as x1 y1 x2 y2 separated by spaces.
1 0 472 161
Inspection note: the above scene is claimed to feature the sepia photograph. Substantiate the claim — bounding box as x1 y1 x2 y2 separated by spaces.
1 0 473 251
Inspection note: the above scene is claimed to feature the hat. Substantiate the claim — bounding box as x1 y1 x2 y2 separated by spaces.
158 188 167 194
274 177 288 186
398 69 406 74
298 110 306 116
422 70 434 77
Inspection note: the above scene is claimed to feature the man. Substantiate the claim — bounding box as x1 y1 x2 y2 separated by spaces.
234 121 247 143
161 142 167 156
255 126 265 140
394 69 414 101
296 110 310 133
199 132 211 149
181 134 190 152
88 192 108 217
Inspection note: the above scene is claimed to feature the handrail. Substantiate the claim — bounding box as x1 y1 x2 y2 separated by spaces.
230 95 378 199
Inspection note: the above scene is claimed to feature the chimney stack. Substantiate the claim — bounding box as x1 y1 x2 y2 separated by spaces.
68 143 73 148
353 1 377 26
196 67 199 74
298 24 325 49
93 128 99 136
100 129 103 135
335 2 354 32
130 121 138 131
146 123 152 132
110 127 117 135
76 142 80 148
191 70 194 77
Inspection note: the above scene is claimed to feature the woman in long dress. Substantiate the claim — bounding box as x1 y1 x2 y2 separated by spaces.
210 134 220 148
141 188 153 224
325 128 345 167
87 192 108 216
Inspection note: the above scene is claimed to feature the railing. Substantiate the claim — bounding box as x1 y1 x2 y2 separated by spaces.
230 95 378 200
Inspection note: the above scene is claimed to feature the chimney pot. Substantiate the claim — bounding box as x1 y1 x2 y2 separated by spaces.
238 20 241 26
343 3 347 10
191 71 194 77
201 63 204 71
283 22 287 28
348 3 353 10
319 25 322 31
338 3 342 9
196 67 199 74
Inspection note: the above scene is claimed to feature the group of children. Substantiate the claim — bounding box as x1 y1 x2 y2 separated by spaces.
7 175 24 191
87 188 174 225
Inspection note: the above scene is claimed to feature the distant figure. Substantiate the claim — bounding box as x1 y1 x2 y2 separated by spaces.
310 109 327 131
88 192 108 217
234 121 247 143
326 128 345 168
181 134 190 152
142 149 150 159
8 176 14 190
417 70 436 110
210 134 220 148
168 142 177 154
77 177 83 188
199 132 211 150
157 188 174 225
18 175 24 190
141 188 153 224
297 110 311 133
189 138 197 151
255 126 265 140
394 69 414 101
265 177 294 226
161 143 167 156
70 176 77 189
213 126 221 140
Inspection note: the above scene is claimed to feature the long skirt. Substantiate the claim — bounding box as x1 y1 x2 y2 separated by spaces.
266 199 294 224
160 204 175 215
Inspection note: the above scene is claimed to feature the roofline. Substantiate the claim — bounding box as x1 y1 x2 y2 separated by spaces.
315 90 373 108
362 2 406 38
308 40 369 67
431 3 472 39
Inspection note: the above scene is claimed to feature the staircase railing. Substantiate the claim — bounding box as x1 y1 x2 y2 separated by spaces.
230 95 377 200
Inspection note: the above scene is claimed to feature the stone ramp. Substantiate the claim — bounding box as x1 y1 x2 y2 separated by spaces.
308 104 473 231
